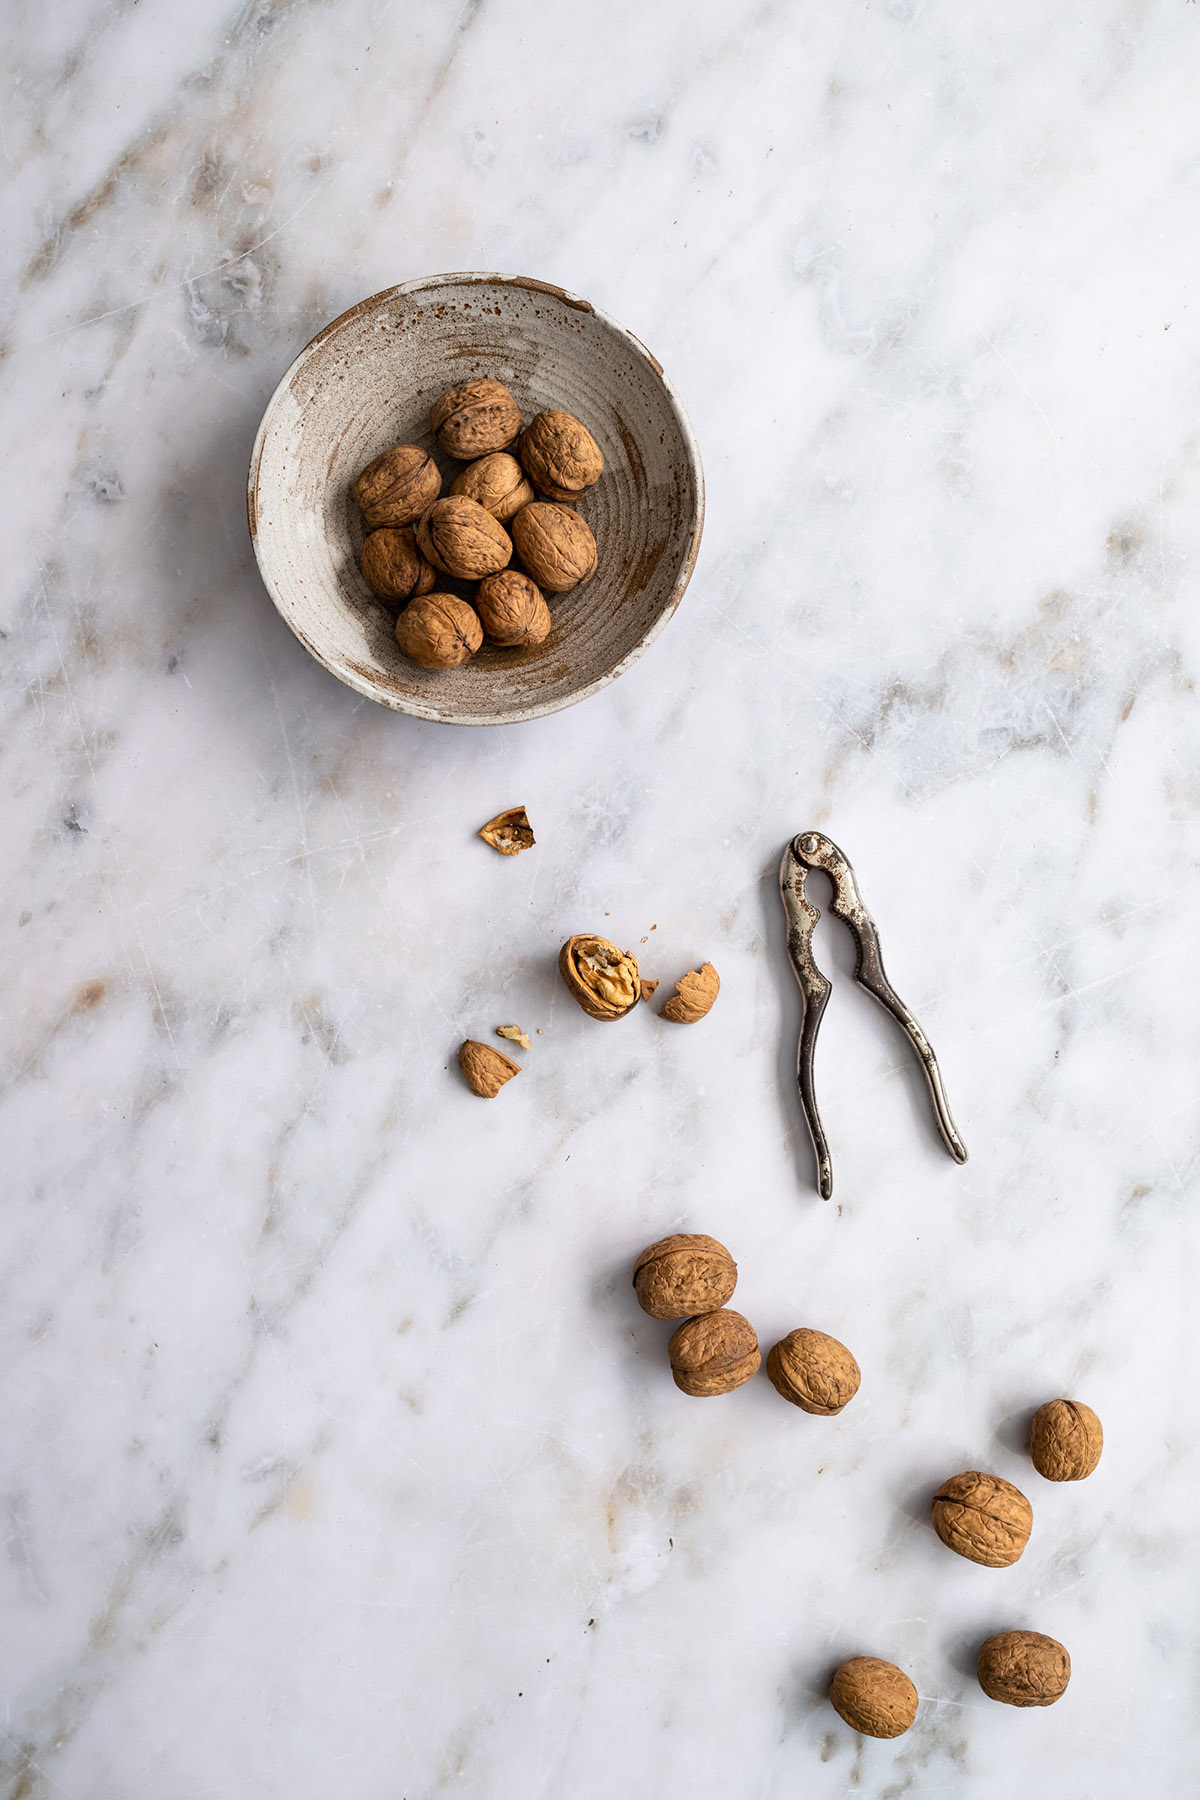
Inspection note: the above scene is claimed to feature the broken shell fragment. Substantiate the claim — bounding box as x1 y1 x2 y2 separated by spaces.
479 809 535 855
458 1040 521 1098
661 962 720 1023
496 1025 531 1050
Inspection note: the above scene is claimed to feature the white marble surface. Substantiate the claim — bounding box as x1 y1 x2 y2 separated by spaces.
4 2 1200 1794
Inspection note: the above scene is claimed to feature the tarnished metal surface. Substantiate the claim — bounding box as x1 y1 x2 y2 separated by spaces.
779 831 968 1199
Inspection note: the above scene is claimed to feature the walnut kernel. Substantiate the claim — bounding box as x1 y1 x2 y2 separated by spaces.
632 1234 738 1320
558 934 640 1021
766 1328 861 1415
930 1470 1033 1567
496 1025 531 1050
667 1309 760 1396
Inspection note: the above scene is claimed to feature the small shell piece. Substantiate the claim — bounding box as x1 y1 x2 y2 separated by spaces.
478 808 535 855
416 496 512 580
767 1328 861 1415
475 571 551 648
394 595 483 670
429 379 521 459
559 934 640 1021
632 1234 738 1320
450 452 535 521
977 1632 1071 1708
639 978 660 1002
930 1470 1033 1568
360 526 422 601
667 1309 760 1397
353 444 441 528
829 1658 919 1739
458 1039 521 1098
510 502 597 592
661 962 720 1024
1030 1399 1103 1482
517 409 605 502
496 1025 531 1050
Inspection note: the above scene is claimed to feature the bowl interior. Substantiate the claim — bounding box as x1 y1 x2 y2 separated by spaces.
248 275 703 725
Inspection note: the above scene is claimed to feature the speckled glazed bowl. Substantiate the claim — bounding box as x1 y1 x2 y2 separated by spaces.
247 273 704 725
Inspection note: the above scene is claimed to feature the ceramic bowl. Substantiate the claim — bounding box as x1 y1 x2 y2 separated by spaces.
247 273 704 726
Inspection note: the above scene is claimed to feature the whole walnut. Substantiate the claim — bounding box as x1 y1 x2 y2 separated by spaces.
767 1328 861 1415
510 502 597 592
1030 1399 1103 1482
661 962 720 1024
977 1632 1071 1708
353 444 441 529
517 409 604 502
360 526 422 602
632 1234 737 1320
450 452 535 522
394 594 483 670
475 571 551 648
930 1470 1033 1567
416 496 512 580
429 379 521 459
458 1039 521 1098
667 1309 760 1397
829 1658 919 1739
558 934 640 1021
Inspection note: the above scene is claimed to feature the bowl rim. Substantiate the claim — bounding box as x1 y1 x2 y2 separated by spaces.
247 272 705 726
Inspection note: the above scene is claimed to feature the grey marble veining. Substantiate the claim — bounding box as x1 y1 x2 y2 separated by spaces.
3 1 1200 1794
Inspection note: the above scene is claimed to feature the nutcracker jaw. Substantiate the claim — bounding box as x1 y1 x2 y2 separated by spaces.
779 831 968 1200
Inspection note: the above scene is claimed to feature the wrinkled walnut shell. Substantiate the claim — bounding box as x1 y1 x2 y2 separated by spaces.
667 1309 760 1397
977 1632 1071 1708
360 526 422 602
450 452 535 522
475 571 551 648
767 1328 861 1415
517 409 604 502
829 1658 919 1739
1030 1399 1103 1482
429 379 521 459
510 502 597 593
558 934 640 1021
661 962 720 1024
458 1039 521 1098
353 444 441 529
632 1234 738 1320
930 1470 1033 1567
394 594 483 670
478 808 535 855
416 496 512 581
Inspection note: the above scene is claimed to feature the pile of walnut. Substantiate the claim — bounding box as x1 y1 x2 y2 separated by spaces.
352 379 604 670
632 1233 861 1408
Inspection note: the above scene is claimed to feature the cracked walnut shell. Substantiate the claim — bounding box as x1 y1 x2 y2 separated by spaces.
767 1328 861 1415
458 1039 521 1098
394 594 482 670
517 409 604 502
931 1470 1033 1567
479 808 535 855
977 1632 1070 1708
450 452 535 522
667 1309 760 1397
1030 1399 1103 1481
475 571 551 648
661 962 720 1024
429 379 521 459
829 1658 919 1739
353 444 441 529
558 935 640 1021
632 1234 738 1320
416 496 512 581
510 502 597 592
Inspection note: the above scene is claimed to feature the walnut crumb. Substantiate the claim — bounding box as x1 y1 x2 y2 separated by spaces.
496 1025 531 1050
